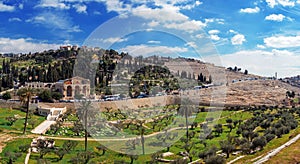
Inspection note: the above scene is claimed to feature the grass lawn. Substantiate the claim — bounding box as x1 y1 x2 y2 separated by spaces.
0 108 45 132
0 138 31 164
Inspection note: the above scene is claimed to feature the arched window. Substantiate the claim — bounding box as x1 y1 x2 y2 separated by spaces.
75 86 80 96
83 86 87 96
67 86 72 97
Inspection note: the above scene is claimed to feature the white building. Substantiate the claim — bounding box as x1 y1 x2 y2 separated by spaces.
37 105 67 121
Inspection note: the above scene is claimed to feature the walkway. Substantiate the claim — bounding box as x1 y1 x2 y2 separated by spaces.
31 120 56 134
24 148 31 164
253 134 300 164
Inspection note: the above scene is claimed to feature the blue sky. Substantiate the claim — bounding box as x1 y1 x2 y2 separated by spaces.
1 0 300 77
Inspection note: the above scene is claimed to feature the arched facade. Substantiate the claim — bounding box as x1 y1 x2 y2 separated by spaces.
53 76 90 100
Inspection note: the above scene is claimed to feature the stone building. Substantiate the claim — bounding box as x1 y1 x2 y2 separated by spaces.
53 76 90 100
25 82 54 89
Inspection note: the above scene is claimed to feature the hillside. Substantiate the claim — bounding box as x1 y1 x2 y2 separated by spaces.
1 47 299 108
181 79 298 107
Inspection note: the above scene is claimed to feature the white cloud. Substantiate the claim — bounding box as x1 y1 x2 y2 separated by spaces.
240 6 260 13
264 35 300 48
210 35 220 41
257 44 266 49
204 18 225 24
265 0 295 8
0 38 60 54
265 14 286 22
148 21 160 27
231 34 246 45
266 0 277 8
100 37 128 44
208 30 220 35
277 0 295 7
179 0 202 10
164 20 206 32
185 42 197 48
0 2 15 12
220 49 300 77
120 44 188 56
148 40 161 44
229 29 238 34
208 30 221 41
18 4 23 9
8 17 22 22
105 0 132 15
73 4 87 14
132 4 206 32
132 5 188 22
35 0 70 10
26 12 81 32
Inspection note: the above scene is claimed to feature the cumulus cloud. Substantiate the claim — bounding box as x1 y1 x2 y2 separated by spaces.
132 5 188 23
0 38 60 54
179 0 202 10
240 6 260 13
257 44 266 49
265 14 286 22
0 2 15 12
105 0 132 15
73 4 87 14
264 35 300 48
164 20 206 32
131 4 206 32
220 49 300 77
208 30 220 35
210 35 220 41
229 29 238 34
231 34 246 45
266 0 277 8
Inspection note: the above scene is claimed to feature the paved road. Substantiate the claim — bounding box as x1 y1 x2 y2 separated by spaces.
253 134 300 164
31 120 56 134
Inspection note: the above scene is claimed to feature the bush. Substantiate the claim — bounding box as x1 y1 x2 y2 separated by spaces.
2 92 11 101
204 155 226 164
252 136 267 150
264 133 275 142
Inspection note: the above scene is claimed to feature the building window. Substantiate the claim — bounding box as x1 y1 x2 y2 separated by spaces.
75 86 80 96
67 86 72 97
83 86 87 96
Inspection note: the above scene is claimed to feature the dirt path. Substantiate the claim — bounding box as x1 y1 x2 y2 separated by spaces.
0 133 15 153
